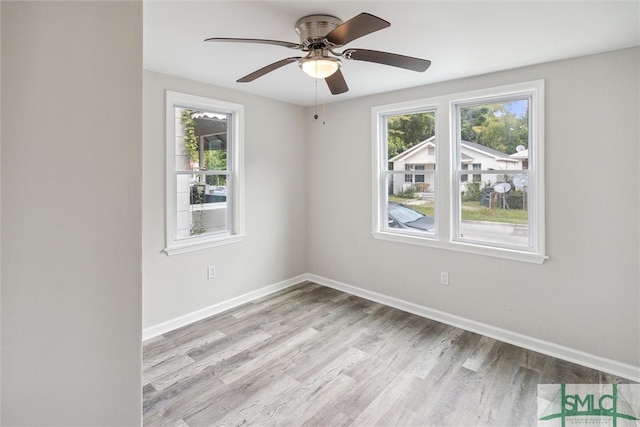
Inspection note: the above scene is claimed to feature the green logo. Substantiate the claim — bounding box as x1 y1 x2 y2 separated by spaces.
538 384 640 427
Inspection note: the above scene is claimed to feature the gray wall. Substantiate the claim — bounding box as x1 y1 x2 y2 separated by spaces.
143 72 308 329
1 2 142 425
307 47 639 367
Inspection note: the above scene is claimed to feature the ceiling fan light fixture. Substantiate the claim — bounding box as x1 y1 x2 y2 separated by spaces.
299 56 341 79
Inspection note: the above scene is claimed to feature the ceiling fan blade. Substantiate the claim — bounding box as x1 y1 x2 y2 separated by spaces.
325 69 349 95
237 57 301 82
343 48 431 72
324 13 390 46
205 37 301 50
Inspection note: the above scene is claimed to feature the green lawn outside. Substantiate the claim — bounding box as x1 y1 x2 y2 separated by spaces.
388 196 528 225
461 201 528 224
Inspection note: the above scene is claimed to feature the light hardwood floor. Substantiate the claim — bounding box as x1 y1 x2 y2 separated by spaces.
143 282 631 426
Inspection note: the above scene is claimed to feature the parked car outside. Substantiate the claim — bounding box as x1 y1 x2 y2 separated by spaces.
205 186 227 203
387 202 434 232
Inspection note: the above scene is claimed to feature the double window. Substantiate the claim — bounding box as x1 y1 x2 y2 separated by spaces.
165 91 245 255
372 81 545 263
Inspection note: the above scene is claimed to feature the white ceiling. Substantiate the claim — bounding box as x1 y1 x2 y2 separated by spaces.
144 1 640 107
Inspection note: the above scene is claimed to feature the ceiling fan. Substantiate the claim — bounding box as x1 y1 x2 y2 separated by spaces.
205 12 431 95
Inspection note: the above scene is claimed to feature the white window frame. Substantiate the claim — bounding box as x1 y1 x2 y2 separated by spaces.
372 80 546 264
164 91 245 255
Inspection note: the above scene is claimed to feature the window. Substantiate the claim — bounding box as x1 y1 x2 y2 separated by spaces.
379 109 437 234
472 163 482 182
414 165 426 184
165 91 244 255
372 81 545 263
404 165 413 183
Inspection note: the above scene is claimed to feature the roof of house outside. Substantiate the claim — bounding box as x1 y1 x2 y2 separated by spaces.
509 148 529 159
389 136 436 162
461 140 517 161
390 136 519 163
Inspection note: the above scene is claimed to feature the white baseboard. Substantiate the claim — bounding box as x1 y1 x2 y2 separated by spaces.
142 274 305 341
307 274 640 383
143 272 639 382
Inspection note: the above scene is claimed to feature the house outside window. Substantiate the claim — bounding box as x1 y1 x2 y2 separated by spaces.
372 80 545 263
165 91 245 255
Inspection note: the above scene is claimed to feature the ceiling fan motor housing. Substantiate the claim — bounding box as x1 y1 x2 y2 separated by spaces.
295 15 341 48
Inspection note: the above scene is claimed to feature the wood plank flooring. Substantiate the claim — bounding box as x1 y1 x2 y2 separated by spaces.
143 282 631 426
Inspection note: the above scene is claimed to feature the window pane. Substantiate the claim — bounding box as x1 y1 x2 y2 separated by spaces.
385 172 435 234
458 172 529 247
176 107 229 172
457 97 531 248
386 111 436 162
459 99 529 156
385 110 436 234
177 173 230 238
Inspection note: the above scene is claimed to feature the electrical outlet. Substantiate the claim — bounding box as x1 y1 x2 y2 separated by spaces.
440 272 449 285
207 265 216 279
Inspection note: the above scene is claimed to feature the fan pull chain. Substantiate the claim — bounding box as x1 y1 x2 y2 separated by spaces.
314 77 319 120
312 77 326 125
322 100 326 125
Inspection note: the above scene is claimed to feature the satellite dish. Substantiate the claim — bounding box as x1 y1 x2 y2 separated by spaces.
494 182 511 193
513 174 528 188
516 145 525 152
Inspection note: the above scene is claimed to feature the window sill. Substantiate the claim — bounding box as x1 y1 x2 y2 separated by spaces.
164 233 245 256
371 230 547 264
